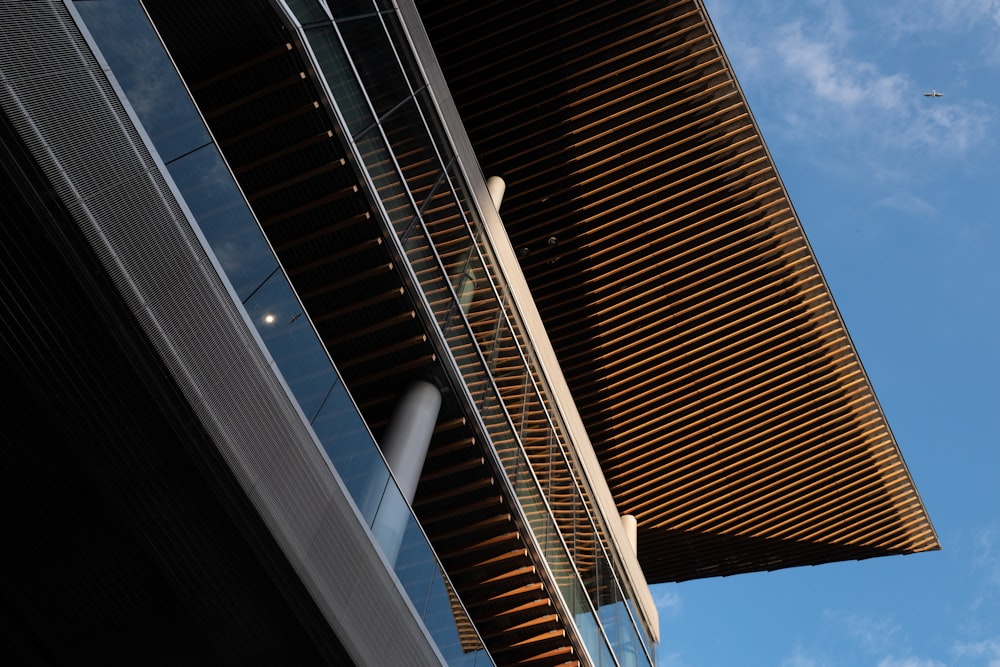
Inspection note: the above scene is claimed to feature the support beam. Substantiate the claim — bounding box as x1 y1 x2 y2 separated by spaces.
371 381 442 565
380 380 442 501
486 175 505 211
622 514 638 556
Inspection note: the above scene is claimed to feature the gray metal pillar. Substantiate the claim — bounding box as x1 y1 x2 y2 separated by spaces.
381 380 441 501
372 380 441 565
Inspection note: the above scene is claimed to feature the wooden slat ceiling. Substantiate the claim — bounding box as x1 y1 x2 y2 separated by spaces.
143 2 585 663
415 0 939 582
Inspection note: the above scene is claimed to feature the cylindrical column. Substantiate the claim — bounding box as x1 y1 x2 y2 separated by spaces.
371 380 441 565
381 380 441 501
453 250 478 315
486 175 505 211
622 514 638 556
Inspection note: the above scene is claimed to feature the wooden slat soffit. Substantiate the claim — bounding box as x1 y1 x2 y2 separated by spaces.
416 0 940 582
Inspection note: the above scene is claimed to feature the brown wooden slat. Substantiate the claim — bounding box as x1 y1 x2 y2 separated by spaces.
418 0 939 587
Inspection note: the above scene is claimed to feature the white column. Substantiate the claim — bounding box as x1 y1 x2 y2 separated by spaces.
486 175 505 211
380 380 441 501
372 380 441 565
621 514 638 556
453 175 503 315
455 250 478 314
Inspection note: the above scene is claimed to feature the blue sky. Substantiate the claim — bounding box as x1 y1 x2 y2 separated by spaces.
651 1 1000 666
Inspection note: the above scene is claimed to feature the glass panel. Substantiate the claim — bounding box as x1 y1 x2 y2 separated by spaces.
73 0 211 162
576 609 608 667
371 472 409 554
380 12 426 99
514 458 550 555
326 0 379 19
285 0 330 24
335 14 412 121
383 498 435 608
427 207 473 306
306 25 374 137
597 557 623 654
243 274 334 419
167 145 278 299
472 306 502 390
379 96 443 215
420 570 463 664
356 130 415 232
313 383 390 525
480 390 515 464
370 476 493 666
443 306 488 402
401 233 453 333
489 316 528 431
446 162 484 247
627 596 653 660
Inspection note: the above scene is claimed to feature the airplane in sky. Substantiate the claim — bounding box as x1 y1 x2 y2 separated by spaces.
923 90 944 97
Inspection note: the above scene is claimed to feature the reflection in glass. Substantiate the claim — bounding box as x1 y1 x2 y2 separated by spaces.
284 0 329 24
379 97 442 215
336 14 412 121
74 0 210 162
326 0 379 20
306 24 374 138
243 273 334 420
77 4 492 663
167 145 278 299
290 1 657 659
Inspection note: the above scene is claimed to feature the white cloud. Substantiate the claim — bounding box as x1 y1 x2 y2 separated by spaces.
896 101 994 155
972 525 1000 589
874 192 938 219
780 645 827 667
651 584 683 617
772 26 990 157
953 638 1000 666
876 0 1000 35
825 610 902 654
775 21 909 112
705 0 996 162
877 657 947 667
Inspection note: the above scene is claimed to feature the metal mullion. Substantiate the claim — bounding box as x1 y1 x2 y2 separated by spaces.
273 5 495 662
299 15 587 629
293 1 647 660
407 68 654 667
403 45 654 666
401 194 625 665
352 91 413 143
374 8 430 110
400 167 447 244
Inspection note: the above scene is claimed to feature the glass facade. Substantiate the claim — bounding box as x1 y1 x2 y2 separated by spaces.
71 2 491 665
276 1 656 664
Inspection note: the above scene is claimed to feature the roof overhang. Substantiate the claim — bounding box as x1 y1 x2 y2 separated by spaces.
413 0 940 582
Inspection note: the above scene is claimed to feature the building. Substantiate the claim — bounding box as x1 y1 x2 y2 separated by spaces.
0 1 938 665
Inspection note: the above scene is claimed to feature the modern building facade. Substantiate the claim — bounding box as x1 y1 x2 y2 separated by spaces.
0 1 938 665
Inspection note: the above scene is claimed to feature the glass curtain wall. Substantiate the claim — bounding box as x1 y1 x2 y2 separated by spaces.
70 3 491 665
277 1 656 665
